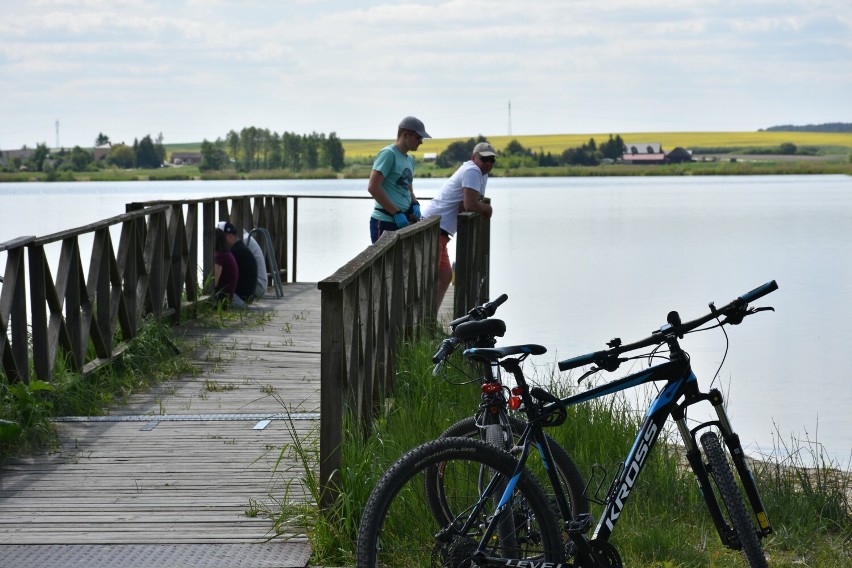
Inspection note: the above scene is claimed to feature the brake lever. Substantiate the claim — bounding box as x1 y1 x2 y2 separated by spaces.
751 306 775 314
577 356 625 385
432 360 445 377
577 368 598 385
723 305 775 325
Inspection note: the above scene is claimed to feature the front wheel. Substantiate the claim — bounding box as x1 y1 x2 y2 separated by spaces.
701 432 768 568
356 437 564 567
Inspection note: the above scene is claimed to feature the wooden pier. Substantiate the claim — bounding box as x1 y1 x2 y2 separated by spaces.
0 192 483 567
0 285 321 566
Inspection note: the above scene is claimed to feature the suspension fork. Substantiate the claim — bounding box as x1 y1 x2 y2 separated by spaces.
707 388 773 536
673 388 773 542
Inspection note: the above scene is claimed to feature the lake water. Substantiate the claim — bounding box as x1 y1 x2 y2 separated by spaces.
2 175 851 467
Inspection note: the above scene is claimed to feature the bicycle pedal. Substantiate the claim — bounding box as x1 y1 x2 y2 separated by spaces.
565 513 593 535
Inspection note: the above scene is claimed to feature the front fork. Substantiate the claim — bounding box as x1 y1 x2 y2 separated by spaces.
673 387 773 548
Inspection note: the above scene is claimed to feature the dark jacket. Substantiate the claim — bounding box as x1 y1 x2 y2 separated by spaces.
231 240 258 300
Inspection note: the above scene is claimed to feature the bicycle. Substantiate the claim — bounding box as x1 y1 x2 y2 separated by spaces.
430 295 589 530
357 281 778 567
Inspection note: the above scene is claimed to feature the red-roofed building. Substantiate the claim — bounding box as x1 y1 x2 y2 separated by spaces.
623 142 666 164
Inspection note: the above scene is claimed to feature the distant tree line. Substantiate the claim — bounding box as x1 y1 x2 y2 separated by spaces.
436 134 626 168
0 132 165 174
760 123 852 133
199 128 345 172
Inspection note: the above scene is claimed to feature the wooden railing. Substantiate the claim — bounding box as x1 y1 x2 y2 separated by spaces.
0 195 290 384
316 211 491 507
2 192 491 511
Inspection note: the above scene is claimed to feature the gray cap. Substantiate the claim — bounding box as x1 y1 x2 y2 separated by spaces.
473 142 497 157
398 116 431 139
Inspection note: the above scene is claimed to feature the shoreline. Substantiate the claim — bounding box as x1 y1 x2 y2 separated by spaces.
2 158 851 184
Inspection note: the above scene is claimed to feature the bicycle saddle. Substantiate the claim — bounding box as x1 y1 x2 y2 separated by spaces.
453 318 506 340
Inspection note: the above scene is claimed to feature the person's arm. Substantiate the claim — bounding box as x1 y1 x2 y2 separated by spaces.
463 188 492 218
409 186 421 219
367 169 401 214
214 262 223 286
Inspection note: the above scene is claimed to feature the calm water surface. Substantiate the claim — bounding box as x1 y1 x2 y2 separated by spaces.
2 176 850 465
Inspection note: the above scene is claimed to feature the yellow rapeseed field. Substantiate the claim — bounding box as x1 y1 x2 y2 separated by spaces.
344 131 852 160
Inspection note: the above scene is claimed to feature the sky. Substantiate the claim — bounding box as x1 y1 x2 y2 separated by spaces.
1 0 851 150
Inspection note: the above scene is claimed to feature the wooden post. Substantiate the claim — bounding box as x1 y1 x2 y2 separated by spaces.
1 236 35 383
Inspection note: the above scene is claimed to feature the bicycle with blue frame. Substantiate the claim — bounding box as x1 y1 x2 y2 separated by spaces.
356 281 778 567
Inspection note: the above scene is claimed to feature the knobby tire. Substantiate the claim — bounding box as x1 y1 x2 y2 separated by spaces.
701 432 768 568
356 437 564 567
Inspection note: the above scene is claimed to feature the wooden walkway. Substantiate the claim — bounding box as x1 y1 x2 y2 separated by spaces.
0 284 324 566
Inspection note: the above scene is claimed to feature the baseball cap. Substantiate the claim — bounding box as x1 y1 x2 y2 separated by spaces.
216 221 237 235
398 116 431 139
473 142 497 157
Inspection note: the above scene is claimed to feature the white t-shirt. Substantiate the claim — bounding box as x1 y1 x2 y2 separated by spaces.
424 160 488 235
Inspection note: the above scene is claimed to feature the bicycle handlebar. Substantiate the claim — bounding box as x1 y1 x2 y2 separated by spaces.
558 280 778 372
432 338 457 365
448 294 508 329
433 294 509 368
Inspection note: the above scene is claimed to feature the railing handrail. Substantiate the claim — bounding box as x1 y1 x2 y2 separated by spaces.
31 205 170 246
0 236 36 252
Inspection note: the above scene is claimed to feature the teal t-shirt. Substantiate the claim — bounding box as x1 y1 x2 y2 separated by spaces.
371 144 415 221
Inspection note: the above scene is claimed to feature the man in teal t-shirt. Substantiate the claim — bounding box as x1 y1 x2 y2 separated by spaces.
368 116 431 243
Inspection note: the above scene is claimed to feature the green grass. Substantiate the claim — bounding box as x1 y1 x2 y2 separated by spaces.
260 332 851 567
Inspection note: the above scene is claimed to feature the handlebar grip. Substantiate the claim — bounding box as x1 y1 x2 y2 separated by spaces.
432 339 456 364
738 280 778 304
558 352 599 372
480 293 509 317
449 293 509 328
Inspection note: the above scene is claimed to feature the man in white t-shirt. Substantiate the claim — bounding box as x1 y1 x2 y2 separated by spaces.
424 141 496 308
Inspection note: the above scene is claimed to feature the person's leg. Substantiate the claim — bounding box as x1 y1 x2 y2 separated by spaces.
369 217 381 243
436 233 452 308
370 218 398 244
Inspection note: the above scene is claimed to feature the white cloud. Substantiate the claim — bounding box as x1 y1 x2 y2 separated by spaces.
1 0 850 148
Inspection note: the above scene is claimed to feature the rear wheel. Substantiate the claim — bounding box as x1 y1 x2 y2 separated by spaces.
701 432 768 568
440 416 590 520
356 437 564 567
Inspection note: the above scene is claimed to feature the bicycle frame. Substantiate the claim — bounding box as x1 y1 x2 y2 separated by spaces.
487 353 772 564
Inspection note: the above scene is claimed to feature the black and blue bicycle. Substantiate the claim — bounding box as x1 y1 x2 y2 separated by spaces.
357 281 778 567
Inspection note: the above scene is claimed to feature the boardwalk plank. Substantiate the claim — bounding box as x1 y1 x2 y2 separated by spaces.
0 284 321 546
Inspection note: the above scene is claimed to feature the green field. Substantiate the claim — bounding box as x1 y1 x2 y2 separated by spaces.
339 131 852 160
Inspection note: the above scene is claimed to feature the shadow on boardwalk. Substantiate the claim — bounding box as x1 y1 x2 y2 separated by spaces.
0 284 322 567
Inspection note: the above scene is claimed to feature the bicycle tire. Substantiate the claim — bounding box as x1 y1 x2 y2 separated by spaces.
439 415 590 520
700 432 768 568
356 436 564 567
